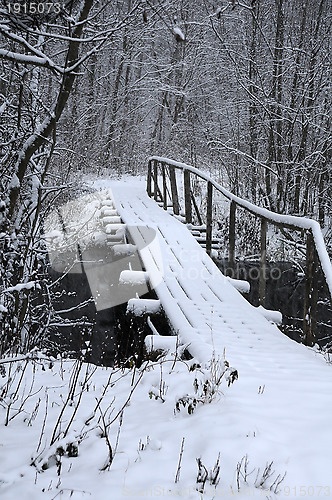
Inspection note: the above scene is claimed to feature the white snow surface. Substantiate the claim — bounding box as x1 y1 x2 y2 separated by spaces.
3 281 37 293
144 334 178 353
225 276 250 294
255 305 283 325
112 243 137 257
0 101 6 115
119 270 149 286
173 26 185 41
1 177 331 500
127 298 161 316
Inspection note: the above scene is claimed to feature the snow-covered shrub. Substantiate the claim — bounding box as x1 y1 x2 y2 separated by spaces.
236 454 286 495
175 356 238 415
196 454 221 493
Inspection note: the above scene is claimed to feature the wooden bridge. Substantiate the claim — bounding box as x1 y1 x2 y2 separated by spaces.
42 160 332 494
102 157 332 362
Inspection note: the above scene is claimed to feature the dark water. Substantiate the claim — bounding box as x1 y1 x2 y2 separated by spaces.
47 265 115 365
216 259 332 348
47 266 170 366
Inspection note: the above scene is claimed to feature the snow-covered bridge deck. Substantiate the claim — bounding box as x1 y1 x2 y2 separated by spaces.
111 182 314 368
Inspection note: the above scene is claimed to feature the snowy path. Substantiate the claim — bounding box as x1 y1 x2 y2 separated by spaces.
110 180 332 488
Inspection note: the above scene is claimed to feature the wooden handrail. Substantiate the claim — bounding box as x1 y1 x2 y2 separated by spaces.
147 156 332 346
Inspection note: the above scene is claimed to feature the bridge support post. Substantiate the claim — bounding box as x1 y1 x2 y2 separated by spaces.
162 163 167 210
259 218 267 306
184 170 192 224
169 166 180 215
206 181 213 256
228 201 236 278
303 231 317 346
147 160 152 197
153 160 158 202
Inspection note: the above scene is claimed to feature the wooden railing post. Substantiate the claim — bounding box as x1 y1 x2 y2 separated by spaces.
184 169 192 224
162 163 167 210
228 200 236 277
259 218 267 306
303 231 317 346
153 160 158 202
169 165 180 215
206 181 213 256
147 160 152 197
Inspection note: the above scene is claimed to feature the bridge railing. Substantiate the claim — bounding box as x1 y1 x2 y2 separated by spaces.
147 156 332 347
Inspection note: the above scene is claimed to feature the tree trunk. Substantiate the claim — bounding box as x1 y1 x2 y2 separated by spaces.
6 0 94 223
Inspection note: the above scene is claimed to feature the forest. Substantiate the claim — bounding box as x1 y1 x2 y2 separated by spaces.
0 2 332 498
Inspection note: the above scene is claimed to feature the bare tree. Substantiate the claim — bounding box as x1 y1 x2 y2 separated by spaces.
0 0 140 354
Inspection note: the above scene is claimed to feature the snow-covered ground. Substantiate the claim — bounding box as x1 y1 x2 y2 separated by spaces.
0 343 331 500
1 176 331 500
